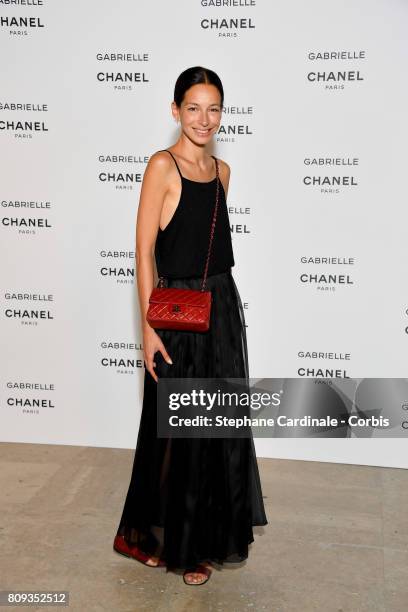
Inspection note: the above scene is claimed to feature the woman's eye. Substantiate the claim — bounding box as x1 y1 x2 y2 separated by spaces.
187 107 219 112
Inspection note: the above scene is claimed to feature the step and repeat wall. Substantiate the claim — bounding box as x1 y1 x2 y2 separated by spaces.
1 1 407 467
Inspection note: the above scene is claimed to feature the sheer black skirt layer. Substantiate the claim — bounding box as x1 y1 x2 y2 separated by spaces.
115 269 268 570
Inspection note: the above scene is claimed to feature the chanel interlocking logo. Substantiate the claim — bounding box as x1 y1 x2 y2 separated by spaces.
172 304 181 312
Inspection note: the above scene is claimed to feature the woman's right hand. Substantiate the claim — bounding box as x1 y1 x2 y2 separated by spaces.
143 325 173 383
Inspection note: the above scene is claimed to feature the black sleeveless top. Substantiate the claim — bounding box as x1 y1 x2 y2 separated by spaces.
154 149 235 279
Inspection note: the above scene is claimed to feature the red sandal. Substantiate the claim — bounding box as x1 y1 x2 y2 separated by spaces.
113 535 166 567
183 563 212 586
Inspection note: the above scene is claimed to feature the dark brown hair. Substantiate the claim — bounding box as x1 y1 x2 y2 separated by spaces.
173 66 224 108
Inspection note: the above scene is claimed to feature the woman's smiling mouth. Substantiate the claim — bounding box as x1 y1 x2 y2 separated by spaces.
194 128 212 136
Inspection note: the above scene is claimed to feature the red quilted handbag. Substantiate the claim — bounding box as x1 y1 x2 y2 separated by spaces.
146 157 220 332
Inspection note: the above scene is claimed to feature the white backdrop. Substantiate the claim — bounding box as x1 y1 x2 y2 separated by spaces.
1 0 407 468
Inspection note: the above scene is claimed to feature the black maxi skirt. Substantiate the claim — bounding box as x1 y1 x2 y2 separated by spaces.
115 269 268 570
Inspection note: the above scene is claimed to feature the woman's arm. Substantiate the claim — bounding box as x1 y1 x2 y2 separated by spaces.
135 152 173 382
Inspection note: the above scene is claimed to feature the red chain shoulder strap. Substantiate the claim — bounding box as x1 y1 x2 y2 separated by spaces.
201 155 220 291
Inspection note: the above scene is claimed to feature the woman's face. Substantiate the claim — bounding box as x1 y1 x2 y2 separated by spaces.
173 83 222 143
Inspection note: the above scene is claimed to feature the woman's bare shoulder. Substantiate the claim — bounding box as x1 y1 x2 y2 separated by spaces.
215 155 230 170
214 156 231 185
140 150 175 193
146 149 173 172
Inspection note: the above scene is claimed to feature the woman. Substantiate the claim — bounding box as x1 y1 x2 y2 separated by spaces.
113 66 268 586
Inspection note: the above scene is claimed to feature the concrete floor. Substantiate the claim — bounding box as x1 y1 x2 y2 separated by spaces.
0 442 407 612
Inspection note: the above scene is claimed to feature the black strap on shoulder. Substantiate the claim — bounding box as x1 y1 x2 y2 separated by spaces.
161 149 183 179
